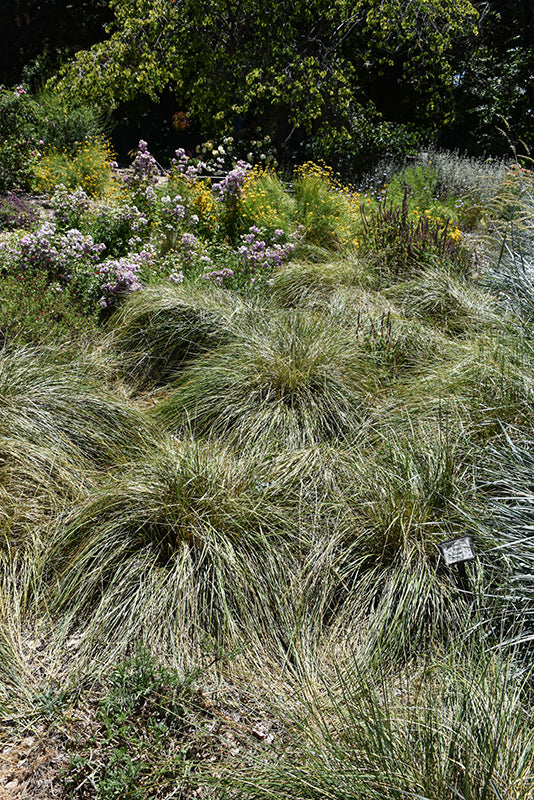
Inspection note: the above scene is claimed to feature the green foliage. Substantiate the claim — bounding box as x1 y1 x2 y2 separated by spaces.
293 163 359 250
0 84 108 192
51 0 479 146
301 109 422 178
63 648 199 800
36 88 107 153
0 85 42 191
238 167 295 236
2 146 534 799
0 272 98 348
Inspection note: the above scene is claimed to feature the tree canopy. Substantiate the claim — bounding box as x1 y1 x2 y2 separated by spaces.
52 0 479 142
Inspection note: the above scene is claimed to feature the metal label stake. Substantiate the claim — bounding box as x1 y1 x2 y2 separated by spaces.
438 536 476 592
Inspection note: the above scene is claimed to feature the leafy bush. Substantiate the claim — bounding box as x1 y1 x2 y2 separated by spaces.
0 272 98 347
0 85 43 191
63 648 199 800
301 108 422 179
36 88 107 153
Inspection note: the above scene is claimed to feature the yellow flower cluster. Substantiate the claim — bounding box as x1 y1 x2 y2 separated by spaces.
240 166 291 230
191 179 217 225
33 138 117 197
294 161 360 249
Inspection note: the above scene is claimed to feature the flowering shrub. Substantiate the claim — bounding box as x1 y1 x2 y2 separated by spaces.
126 139 161 197
0 222 105 282
33 138 117 196
294 162 359 249
212 161 253 241
201 267 234 286
213 161 251 202
170 148 201 182
237 225 302 284
239 166 295 234
155 191 201 253
195 133 277 173
0 84 43 190
97 257 144 308
360 188 474 278
50 184 92 230
89 202 150 257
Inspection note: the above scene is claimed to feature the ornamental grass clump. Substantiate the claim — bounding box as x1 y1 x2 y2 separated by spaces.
313 424 496 662
225 647 534 800
476 425 534 655
47 439 303 665
384 265 503 335
154 307 387 451
106 283 247 390
269 255 374 307
0 434 95 545
0 345 156 468
407 331 534 434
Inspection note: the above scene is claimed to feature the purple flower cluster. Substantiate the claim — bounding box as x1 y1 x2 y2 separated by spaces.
51 184 91 229
179 232 200 265
127 140 161 190
93 202 150 256
159 194 198 227
237 226 301 276
58 228 106 270
212 161 251 201
201 267 234 286
171 148 201 180
0 222 105 278
97 255 146 308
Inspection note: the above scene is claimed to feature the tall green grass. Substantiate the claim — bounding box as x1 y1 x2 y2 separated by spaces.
105 283 247 390
223 646 534 800
47 438 311 667
154 307 388 450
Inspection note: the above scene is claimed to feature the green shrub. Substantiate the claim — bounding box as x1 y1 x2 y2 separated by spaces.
36 88 107 153
0 84 42 191
0 273 98 348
